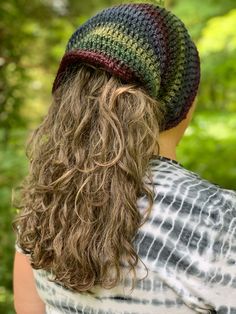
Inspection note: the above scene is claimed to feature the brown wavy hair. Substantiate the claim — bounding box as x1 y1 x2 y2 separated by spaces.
12 63 165 294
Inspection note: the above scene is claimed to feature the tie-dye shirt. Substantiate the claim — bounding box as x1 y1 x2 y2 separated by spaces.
15 156 236 314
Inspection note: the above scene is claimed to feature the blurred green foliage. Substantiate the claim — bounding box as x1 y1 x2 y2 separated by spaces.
0 0 235 312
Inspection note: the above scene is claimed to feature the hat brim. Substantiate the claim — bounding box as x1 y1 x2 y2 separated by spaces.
52 50 140 94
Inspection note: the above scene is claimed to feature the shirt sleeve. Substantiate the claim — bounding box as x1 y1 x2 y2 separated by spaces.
146 178 236 314
14 225 31 256
175 188 236 313
204 189 236 313
15 242 26 254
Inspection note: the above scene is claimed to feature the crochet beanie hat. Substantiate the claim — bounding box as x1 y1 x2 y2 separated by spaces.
52 3 200 130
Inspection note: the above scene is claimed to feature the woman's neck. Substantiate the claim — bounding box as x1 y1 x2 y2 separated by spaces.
153 132 178 161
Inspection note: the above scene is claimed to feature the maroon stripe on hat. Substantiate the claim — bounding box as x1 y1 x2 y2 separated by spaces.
52 50 139 93
133 4 169 76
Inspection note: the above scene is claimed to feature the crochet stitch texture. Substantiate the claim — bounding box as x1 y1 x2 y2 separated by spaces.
52 3 200 130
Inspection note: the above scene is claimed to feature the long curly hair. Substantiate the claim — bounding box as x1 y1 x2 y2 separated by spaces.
12 63 166 294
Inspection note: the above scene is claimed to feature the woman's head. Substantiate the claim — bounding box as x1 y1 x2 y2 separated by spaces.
13 3 200 295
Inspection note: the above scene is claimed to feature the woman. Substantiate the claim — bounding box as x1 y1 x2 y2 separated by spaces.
13 3 236 314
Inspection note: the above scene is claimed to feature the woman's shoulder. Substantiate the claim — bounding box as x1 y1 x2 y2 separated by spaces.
144 156 236 314
150 156 236 194
148 156 236 217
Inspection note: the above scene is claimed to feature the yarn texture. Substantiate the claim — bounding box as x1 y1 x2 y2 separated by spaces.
52 3 200 130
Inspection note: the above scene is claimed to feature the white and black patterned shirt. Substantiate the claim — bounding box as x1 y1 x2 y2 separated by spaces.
15 156 236 314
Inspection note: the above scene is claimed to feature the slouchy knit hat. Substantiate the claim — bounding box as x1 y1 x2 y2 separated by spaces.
52 3 200 130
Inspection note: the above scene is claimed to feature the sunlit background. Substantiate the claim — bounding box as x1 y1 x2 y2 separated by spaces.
0 0 236 312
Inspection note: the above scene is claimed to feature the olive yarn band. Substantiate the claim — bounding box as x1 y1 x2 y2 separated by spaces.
52 3 200 130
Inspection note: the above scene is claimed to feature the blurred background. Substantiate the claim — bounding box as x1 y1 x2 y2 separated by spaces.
0 0 236 312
